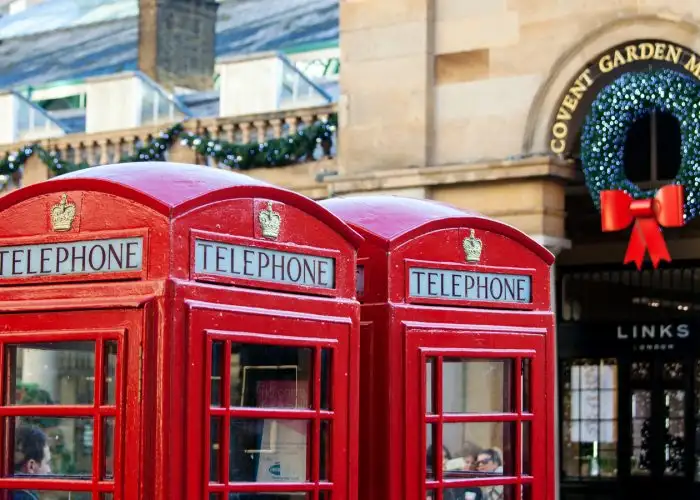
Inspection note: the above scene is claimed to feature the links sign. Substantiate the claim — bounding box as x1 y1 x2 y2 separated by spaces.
0 237 143 278
408 267 531 304
194 239 336 289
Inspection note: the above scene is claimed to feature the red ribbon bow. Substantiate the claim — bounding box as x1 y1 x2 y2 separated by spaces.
600 185 684 269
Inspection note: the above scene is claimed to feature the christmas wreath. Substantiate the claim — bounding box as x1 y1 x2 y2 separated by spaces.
580 69 700 268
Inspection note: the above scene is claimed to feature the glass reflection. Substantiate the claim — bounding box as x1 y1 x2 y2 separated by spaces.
103 341 118 405
229 419 309 482
445 484 514 500
443 422 513 477
442 359 513 413
102 418 115 480
3 492 92 500
10 418 93 478
222 493 309 500
8 342 96 406
230 345 313 409
664 390 685 476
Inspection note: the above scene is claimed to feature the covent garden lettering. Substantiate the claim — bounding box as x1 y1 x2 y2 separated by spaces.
549 40 700 154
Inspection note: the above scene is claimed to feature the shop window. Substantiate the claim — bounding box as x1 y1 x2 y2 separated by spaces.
623 110 681 183
424 356 531 499
207 337 333 499
0 336 121 499
695 360 700 482
560 359 618 479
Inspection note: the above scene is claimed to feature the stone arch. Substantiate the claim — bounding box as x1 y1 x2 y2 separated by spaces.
522 13 700 154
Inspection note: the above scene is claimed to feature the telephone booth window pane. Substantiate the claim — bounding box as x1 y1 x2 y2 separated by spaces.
102 417 115 480
9 417 94 477
226 493 310 499
211 341 223 407
101 494 114 500
443 422 513 476
442 359 513 413
426 359 434 414
320 349 332 410
521 358 531 413
210 417 222 482
8 342 96 406
229 419 310 482
522 421 531 474
320 420 331 481
3 492 92 500
446 486 507 500
208 494 220 500
425 423 437 479
521 484 532 499
103 341 118 406
230 344 313 409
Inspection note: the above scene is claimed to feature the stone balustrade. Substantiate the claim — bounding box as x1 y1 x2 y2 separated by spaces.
0 104 337 195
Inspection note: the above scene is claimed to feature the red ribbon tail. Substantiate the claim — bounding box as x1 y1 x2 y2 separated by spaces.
623 222 646 270
639 218 671 268
623 218 671 269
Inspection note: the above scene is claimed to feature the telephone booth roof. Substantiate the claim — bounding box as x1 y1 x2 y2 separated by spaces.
0 162 362 247
321 195 553 263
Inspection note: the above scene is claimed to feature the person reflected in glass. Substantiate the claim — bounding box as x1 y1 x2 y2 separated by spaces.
460 449 483 500
13 425 51 500
477 449 503 500
426 445 482 500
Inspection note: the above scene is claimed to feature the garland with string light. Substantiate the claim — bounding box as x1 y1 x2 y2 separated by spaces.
0 114 336 178
580 69 700 268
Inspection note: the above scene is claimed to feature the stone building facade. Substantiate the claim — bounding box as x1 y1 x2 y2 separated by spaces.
3 0 700 498
333 1 700 498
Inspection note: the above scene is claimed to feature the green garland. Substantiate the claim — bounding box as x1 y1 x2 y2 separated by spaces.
0 114 337 178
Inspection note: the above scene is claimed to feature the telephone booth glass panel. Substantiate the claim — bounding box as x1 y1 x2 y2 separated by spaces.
0 328 125 499
0 309 143 500
412 333 546 500
203 327 346 500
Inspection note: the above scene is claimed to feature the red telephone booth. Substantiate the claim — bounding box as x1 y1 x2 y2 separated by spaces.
0 163 362 500
321 196 555 500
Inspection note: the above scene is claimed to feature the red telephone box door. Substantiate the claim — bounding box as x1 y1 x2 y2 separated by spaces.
186 302 354 500
405 322 547 500
0 307 144 500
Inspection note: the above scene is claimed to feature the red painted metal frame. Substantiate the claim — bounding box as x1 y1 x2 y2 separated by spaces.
320 196 556 500
189 229 343 298
0 308 144 500
414 345 541 499
0 164 362 500
0 228 150 286
185 301 354 500
404 325 547 500
403 258 537 310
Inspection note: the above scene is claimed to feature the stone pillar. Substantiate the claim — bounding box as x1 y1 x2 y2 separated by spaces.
338 0 434 173
22 154 50 188
167 141 198 164
533 236 570 500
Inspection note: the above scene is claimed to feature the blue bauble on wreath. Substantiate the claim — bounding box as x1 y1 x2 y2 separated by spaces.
581 68 700 221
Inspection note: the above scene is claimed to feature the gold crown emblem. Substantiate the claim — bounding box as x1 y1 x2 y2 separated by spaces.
463 229 483 262
259 201 281 239
50 194 76 232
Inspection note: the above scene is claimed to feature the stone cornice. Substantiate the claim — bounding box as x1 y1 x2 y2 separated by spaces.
325 155 576 196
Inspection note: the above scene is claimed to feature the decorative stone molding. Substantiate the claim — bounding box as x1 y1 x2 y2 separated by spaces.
523 13 700 154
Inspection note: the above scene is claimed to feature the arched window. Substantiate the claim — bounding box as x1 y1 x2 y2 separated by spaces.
623 110 681 183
